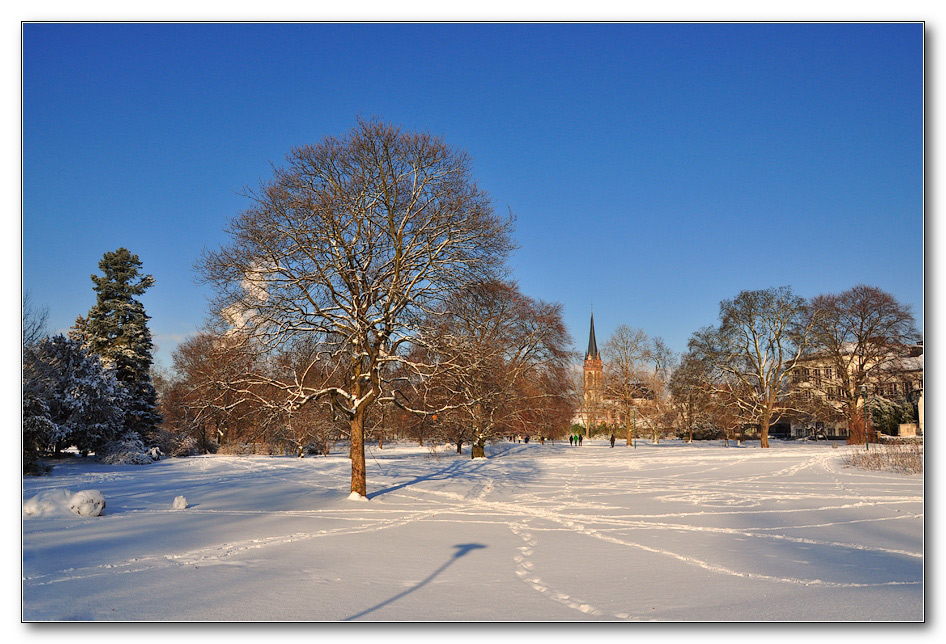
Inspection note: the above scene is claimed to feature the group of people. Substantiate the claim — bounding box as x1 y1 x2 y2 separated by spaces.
568 434 618 447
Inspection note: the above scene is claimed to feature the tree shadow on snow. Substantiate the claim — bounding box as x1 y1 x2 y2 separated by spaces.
342 543 487 621
366 445 540 500
366 459 487 499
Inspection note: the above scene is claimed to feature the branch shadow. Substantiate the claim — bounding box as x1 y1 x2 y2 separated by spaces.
367 459 490 499
342 543 487 621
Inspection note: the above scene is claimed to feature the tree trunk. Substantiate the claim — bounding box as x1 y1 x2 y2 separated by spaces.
759 409 771 448
350 411 367 497
471 410 486 458
456 439 463 454
472 439 486 459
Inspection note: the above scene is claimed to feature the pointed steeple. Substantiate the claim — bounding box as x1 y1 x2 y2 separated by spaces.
586 312 599 360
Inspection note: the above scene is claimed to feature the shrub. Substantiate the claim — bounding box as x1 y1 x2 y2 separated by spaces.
99 436 155 465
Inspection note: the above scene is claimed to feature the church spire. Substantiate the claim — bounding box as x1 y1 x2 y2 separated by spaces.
586 312 599 360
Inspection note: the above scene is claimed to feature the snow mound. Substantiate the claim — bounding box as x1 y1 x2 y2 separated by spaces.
23 490 73 517
69 490 106 517
172 496 188 510
347 492 369 502
24 489 105 517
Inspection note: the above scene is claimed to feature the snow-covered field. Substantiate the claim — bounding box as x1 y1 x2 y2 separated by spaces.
21 439 924 622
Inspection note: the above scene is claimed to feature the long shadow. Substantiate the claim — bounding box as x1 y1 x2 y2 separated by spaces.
342 543 487 621
367 459 491 499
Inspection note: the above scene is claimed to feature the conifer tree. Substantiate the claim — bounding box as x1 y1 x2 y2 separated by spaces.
25 335 126 454
84 248 161 441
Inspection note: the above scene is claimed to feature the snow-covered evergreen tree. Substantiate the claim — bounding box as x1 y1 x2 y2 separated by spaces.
25 335 126 455
83 248 162 442
22 393 57 474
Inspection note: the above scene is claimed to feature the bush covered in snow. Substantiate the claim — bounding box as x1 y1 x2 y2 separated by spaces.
99 436 155 465
24 489 106 518
165 434 200 457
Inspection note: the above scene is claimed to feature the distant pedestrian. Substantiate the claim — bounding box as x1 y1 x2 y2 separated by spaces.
610 434 615 448
569 435 574 446
578 435 583 446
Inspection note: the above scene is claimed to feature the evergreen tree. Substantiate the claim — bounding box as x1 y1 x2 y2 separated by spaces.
84 248 161 441
23 393 57 474
25 335 126 455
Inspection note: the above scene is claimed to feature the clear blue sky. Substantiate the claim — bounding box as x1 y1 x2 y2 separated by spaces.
22 22 924 369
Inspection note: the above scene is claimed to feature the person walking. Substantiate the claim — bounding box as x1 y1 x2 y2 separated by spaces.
610 434 616 448
578 434 583 446
569 435 574 446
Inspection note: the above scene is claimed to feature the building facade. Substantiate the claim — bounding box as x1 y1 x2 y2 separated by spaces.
785 343 923 439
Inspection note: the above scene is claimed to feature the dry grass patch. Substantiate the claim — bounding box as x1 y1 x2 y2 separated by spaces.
845 442 923 475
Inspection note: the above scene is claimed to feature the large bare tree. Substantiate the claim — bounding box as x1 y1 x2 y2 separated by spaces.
807 284 920 444
688 286 814 448
199 119 514 497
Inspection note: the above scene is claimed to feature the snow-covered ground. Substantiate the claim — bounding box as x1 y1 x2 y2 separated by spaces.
22 439 923 622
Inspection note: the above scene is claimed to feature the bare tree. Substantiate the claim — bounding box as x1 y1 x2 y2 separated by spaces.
807 285 921 444
169 331 267 450
602 325 650 446
414 280 572 458
669 352 711 442
199 119 514 496
688 286 814 448
601 327 674 445
23 291 49 347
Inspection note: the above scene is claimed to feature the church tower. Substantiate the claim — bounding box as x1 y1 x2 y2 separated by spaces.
582 312 603 432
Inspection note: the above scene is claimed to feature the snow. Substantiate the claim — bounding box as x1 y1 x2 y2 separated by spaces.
21 439 923 622
172 495 188 510
23 489 105 518
67 490 106 517
22 490 74 518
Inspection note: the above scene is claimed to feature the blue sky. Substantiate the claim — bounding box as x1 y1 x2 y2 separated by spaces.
22 22 924 369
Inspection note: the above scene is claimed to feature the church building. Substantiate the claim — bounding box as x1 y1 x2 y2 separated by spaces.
574 313 625 433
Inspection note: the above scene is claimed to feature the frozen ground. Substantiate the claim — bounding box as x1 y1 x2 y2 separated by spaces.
21 438 923 622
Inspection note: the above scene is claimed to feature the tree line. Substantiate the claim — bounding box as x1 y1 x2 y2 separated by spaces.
588 284 920 450
22 118 921 500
